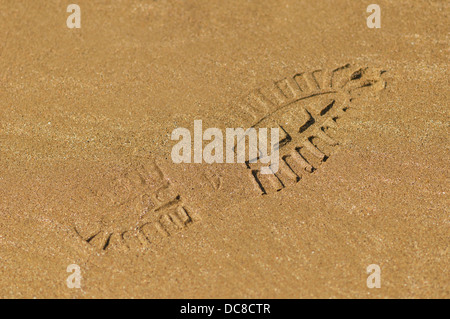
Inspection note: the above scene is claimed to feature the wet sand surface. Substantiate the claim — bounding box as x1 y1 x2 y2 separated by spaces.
0 0 448 298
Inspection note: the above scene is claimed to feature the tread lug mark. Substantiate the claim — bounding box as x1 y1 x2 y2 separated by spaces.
242 64 385 195
74 160 200 253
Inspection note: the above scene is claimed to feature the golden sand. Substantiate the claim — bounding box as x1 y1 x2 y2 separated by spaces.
0 0 448 298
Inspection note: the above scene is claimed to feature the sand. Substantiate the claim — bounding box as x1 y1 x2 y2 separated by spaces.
0 0 448 298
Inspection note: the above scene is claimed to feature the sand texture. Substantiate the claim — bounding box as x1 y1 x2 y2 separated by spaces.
0 0 448 298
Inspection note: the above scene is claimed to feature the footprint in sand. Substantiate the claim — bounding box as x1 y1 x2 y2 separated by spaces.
73 64 386 253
